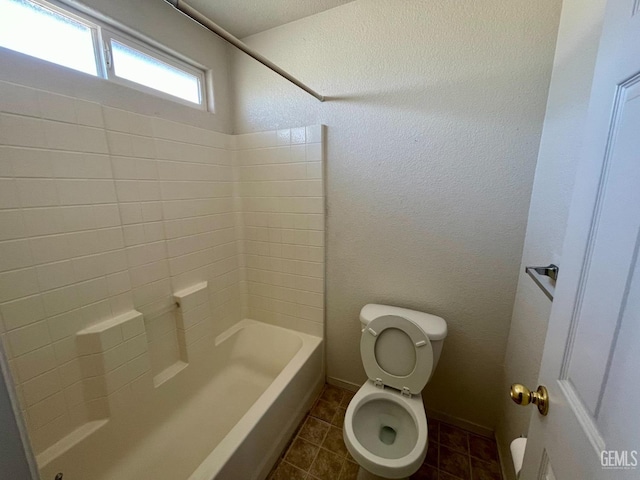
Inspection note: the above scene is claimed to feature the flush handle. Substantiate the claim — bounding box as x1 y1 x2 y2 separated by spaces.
510 384 549 416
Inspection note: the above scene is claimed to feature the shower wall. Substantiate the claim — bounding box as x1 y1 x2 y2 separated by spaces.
235 127 325 337
0 79 243 454
0 77 325 457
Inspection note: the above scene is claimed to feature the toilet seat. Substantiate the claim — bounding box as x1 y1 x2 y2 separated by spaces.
361 315 433 395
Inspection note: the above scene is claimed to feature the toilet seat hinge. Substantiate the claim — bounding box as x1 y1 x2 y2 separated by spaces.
374 378 384 389
401 387 412 397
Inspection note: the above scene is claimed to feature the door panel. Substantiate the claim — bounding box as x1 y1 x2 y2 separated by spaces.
598 240 640 450
565 78 640 419
521 1 640 479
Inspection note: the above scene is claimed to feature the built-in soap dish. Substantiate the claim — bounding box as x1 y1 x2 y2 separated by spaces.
147 281 212 388
144 302 187 388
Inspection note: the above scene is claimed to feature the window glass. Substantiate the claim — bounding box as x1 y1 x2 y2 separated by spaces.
0 0 206 108
0 0 97 76
111 39 202 105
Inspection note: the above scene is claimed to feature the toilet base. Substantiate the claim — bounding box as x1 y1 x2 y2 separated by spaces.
356 465 408 480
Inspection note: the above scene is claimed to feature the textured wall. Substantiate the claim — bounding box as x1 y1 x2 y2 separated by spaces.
231 0 561 428
495 0 608 477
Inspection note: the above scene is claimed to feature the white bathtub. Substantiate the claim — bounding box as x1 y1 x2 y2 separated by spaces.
39 320 324 480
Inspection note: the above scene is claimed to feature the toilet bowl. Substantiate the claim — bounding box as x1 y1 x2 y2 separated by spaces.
343 304 447 480
344 382 427 479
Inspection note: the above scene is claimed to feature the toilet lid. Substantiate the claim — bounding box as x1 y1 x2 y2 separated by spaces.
361 315 434 395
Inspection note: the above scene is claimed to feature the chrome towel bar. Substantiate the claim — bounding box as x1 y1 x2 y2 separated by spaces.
525 264 559 301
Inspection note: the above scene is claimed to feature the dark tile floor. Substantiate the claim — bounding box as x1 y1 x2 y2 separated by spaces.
414 417 502 480
269 385 502 480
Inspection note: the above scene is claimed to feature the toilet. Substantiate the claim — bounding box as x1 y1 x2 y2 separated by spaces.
343 304 447 480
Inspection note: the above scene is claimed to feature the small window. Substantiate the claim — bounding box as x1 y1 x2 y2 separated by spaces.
0 0 207 109
0 0 99 76
107 36 203 106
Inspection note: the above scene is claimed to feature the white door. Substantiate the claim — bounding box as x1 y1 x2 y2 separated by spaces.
520 1 640 479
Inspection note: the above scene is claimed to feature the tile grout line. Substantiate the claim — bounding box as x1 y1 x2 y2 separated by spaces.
306 392 334 478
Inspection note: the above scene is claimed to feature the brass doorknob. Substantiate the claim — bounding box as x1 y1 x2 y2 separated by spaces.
510 384 549 416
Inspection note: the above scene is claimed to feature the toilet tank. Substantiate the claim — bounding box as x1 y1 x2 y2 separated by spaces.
360 304 448 367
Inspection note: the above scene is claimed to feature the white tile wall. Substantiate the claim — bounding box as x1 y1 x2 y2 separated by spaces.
0 79 325 454
0 81 244 454
235 126 325 337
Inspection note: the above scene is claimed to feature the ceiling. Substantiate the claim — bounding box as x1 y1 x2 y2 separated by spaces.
183 0 356 38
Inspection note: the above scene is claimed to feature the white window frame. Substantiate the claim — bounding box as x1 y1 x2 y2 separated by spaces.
101 30 206 109
2 0 208 109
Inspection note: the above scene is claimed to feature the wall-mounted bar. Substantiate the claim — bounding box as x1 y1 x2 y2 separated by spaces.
525 264 559 301
165 0 325 102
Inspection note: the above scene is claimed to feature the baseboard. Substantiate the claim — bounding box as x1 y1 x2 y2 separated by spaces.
424 408 495 439
326 376 360 392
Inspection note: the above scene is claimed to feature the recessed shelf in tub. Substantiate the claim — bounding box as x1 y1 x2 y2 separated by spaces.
141 281 212 388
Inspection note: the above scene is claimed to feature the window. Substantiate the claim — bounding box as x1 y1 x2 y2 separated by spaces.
107 36 203 105
0 0 98 76
0 0 206 108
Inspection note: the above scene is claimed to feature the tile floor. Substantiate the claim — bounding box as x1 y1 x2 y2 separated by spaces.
269 384 503 480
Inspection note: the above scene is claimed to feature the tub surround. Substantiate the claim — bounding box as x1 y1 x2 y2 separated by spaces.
235 127 325 338
0 80 240 455
0 78 325 477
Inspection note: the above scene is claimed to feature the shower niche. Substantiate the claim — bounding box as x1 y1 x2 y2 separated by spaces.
144 304 188 388
147 281 212 387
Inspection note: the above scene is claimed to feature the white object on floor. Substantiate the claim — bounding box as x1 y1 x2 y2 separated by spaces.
510 437 527 477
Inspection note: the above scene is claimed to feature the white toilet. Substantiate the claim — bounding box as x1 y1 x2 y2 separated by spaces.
343 304 447 480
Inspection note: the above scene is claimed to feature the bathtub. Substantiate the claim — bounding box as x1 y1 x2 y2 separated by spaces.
38 320 324 480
